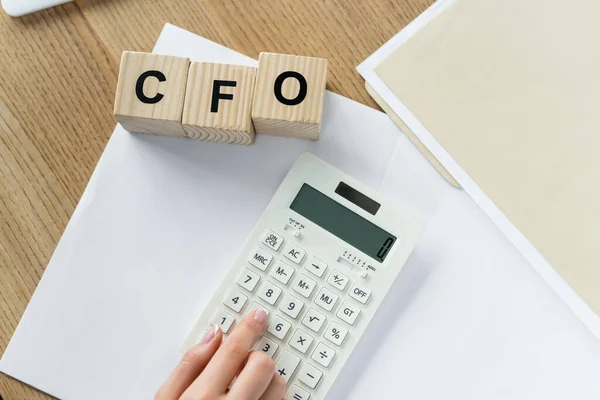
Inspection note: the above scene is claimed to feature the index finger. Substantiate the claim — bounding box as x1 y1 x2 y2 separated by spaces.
185 309 269 395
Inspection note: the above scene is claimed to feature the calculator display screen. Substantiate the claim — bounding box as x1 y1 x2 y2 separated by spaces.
290 184 396 263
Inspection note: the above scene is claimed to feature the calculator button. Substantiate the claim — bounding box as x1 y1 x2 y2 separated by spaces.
245 302 271 320
297 364 323 389
327 269 350 291
288 385 310 400
282 242 306 264
275 350 300 383
236 268 260 292
289 328 314 354
223 288 248 312
292 274 316 298
258 281 282 305
349 283 371 304
210 309 235 334
336 301 361 325
311 342 336 368
301 308 326 333
249 247 274 271
267 314 292 340
324 321 348 346
279 293 304 319
255 336 278 358
269 261 295 285
263 230 283 251
314 287 339 312
305 256 327 278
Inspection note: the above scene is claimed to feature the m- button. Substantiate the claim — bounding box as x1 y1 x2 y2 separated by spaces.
282 243 305 264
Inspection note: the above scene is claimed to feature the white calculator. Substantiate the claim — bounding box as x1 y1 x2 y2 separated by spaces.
183 152 424 400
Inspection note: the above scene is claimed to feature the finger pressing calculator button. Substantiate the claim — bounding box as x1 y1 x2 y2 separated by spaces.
305 256 327 278
324 321 348 347
282 242 306 264
349 283 371 304
311 342 336 368
326 269 350 291
236 268 260 292
249 247 274 271
269 261 295 285
314 287 339 312
267 314 292 340
263 230 283 251
245 302 271 318
275 350 300 383
210 309 235 334
258 281 283 305
288 385 310 400
289 328 314 354
292 274 316 298
297 363 323 389
301 308 326 333
336 301 361 325
255 336 278 358
279 293 304 319
223 289 248 313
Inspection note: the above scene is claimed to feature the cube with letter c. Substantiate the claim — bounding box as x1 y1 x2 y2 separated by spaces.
252 53 328 140
182 62 257 145
114 52 190 137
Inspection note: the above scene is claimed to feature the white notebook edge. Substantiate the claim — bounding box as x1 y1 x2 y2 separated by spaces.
356 0 600 340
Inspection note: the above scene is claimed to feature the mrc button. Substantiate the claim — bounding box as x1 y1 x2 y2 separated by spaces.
348 283 371 304
249 247 274 271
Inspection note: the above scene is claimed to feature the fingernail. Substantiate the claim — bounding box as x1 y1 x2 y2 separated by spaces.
201 326 218 344
254 309 267 324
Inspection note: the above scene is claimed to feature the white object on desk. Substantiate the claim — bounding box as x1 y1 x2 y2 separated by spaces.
182 153 424 400
1 0 71 16
0 24 599 400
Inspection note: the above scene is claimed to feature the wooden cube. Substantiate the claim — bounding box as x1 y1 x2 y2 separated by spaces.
182 62 257 145
252 53 328 140
114 52 190 137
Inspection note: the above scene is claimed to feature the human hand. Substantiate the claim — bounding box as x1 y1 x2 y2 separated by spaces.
155 309 286 400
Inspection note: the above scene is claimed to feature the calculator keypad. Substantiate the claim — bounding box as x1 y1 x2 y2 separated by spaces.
214 231 372 398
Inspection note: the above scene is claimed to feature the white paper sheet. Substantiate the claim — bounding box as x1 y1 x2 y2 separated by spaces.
2 24 600 400
356 0 600 341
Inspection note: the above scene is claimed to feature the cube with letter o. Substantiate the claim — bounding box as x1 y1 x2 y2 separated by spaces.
252 53 328 140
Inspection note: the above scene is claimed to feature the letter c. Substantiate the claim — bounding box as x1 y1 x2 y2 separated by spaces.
135 70 166 104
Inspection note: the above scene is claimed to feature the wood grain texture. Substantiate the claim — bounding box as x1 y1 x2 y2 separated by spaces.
0 0 434 397
252 53 327 140
183 62 257 145
114 52 190 137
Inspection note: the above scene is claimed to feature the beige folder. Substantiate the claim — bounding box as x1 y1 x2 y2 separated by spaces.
374 0 600 315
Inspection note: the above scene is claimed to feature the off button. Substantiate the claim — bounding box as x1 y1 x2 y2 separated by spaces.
282 243 305 264
348 283 371 304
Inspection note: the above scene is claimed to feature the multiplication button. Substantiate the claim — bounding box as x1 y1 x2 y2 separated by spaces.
262 230 283 251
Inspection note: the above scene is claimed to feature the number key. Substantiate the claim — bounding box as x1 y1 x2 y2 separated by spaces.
223 288 247 313
255 336 278 358
236 268 260 292
210 309 235 333
279 293 304 319
258 281 282 305
267 314 292 340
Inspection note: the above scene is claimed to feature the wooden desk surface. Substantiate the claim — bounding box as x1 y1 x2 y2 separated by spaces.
0 0 431 397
